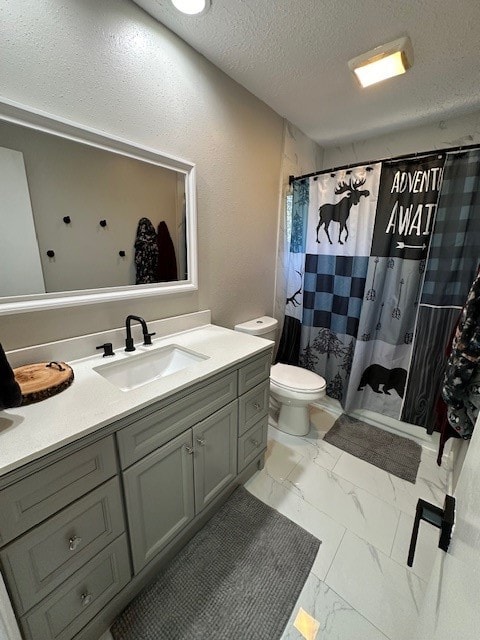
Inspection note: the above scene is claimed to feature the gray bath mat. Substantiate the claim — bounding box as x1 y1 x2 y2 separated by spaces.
111 486 320 640
324 414 421 483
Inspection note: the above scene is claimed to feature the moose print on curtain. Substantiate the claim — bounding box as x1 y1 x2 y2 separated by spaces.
277 164 382 400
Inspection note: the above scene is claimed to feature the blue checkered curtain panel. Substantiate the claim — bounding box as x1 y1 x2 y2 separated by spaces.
295 165 382 400
401 150 480 430
344 155 446 418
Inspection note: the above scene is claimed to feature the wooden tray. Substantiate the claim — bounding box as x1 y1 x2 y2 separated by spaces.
13 362 74 405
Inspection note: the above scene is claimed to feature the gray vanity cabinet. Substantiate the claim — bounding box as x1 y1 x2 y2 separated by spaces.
0 349 272 640
123 400 238 574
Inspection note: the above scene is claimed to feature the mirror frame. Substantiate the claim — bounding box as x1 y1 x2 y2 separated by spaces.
0 96 198 316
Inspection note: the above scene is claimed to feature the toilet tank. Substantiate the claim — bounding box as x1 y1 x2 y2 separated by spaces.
233 316 278 342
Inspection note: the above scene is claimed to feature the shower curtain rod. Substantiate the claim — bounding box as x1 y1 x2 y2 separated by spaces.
288 141 480 185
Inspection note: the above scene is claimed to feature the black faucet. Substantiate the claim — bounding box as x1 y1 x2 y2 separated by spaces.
125 315 156 352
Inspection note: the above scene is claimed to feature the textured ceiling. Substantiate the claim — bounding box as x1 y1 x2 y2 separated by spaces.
132 0 480 145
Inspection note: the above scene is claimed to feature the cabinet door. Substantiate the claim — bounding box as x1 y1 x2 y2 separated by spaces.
192 401 238 513
123 431 195 574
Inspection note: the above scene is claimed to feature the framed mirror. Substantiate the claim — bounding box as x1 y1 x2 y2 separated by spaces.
0 97 197 316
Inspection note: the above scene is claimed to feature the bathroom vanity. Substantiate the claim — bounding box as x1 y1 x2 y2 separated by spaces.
0 313 272 640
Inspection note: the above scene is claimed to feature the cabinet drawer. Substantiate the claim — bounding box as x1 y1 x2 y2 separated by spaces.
238 379 269 436
21 534 130 640
1 477 125 614
238 352 271 394
237 415 268 472
0 436 117 545
117 371 237 468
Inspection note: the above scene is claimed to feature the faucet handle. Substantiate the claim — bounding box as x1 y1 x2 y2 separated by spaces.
143 332 156 346
96 342 115 357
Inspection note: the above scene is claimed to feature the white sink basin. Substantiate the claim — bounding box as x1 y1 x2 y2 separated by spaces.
93 344 208 391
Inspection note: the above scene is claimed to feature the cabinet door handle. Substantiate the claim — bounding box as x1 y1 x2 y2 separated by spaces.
81 592 93 607
196 437 205 446
184 445 194 455
68 535 82 551
253 402 262 410
250 438 260 447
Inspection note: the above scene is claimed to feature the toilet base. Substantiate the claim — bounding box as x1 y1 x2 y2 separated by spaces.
277 403 310 436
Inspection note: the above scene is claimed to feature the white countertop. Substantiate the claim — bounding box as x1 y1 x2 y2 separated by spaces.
0 323 272 478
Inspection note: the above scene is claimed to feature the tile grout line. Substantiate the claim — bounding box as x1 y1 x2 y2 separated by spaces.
322 542 394 640
321 581 392 640
329 449 345 475
323 527 346 584
315 452 444 520
281 461 401 557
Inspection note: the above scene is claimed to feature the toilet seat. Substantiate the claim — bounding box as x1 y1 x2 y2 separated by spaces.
271 363 326 393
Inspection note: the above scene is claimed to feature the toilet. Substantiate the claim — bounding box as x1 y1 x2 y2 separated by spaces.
234 316 326 436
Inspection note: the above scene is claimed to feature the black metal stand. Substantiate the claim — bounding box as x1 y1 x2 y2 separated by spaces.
407 495 455 567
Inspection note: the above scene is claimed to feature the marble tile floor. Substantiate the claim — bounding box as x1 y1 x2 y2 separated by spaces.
247 407 450 640
99 406 449 640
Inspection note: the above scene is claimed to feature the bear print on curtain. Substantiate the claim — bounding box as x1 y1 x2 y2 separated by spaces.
344 155 446 418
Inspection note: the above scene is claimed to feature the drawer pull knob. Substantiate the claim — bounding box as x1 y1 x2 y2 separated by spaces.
253 402 262 410
196 437 205 446
81 592 93 606
68 535 82 551
250 439 260 447
184 445 194 455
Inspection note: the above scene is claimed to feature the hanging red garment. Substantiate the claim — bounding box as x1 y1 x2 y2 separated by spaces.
156 221 178 282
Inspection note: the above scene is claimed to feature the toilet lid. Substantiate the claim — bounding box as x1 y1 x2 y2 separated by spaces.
271 363 326 392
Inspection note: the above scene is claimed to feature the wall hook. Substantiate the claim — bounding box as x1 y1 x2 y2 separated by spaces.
46 250 55 258
63 216 71 224
118 250 126 257
99 219 107 227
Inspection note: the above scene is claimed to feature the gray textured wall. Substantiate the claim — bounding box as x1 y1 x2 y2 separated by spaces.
0 0 284 348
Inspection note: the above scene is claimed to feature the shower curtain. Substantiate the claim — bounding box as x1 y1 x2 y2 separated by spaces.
402 150 480 430
278 149 480 432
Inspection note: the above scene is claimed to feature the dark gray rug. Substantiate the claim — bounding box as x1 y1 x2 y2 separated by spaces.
324 414 422 483
111 486 320 640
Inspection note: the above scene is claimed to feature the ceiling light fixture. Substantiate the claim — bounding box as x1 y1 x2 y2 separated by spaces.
348 36 413 88
171 0 211 15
